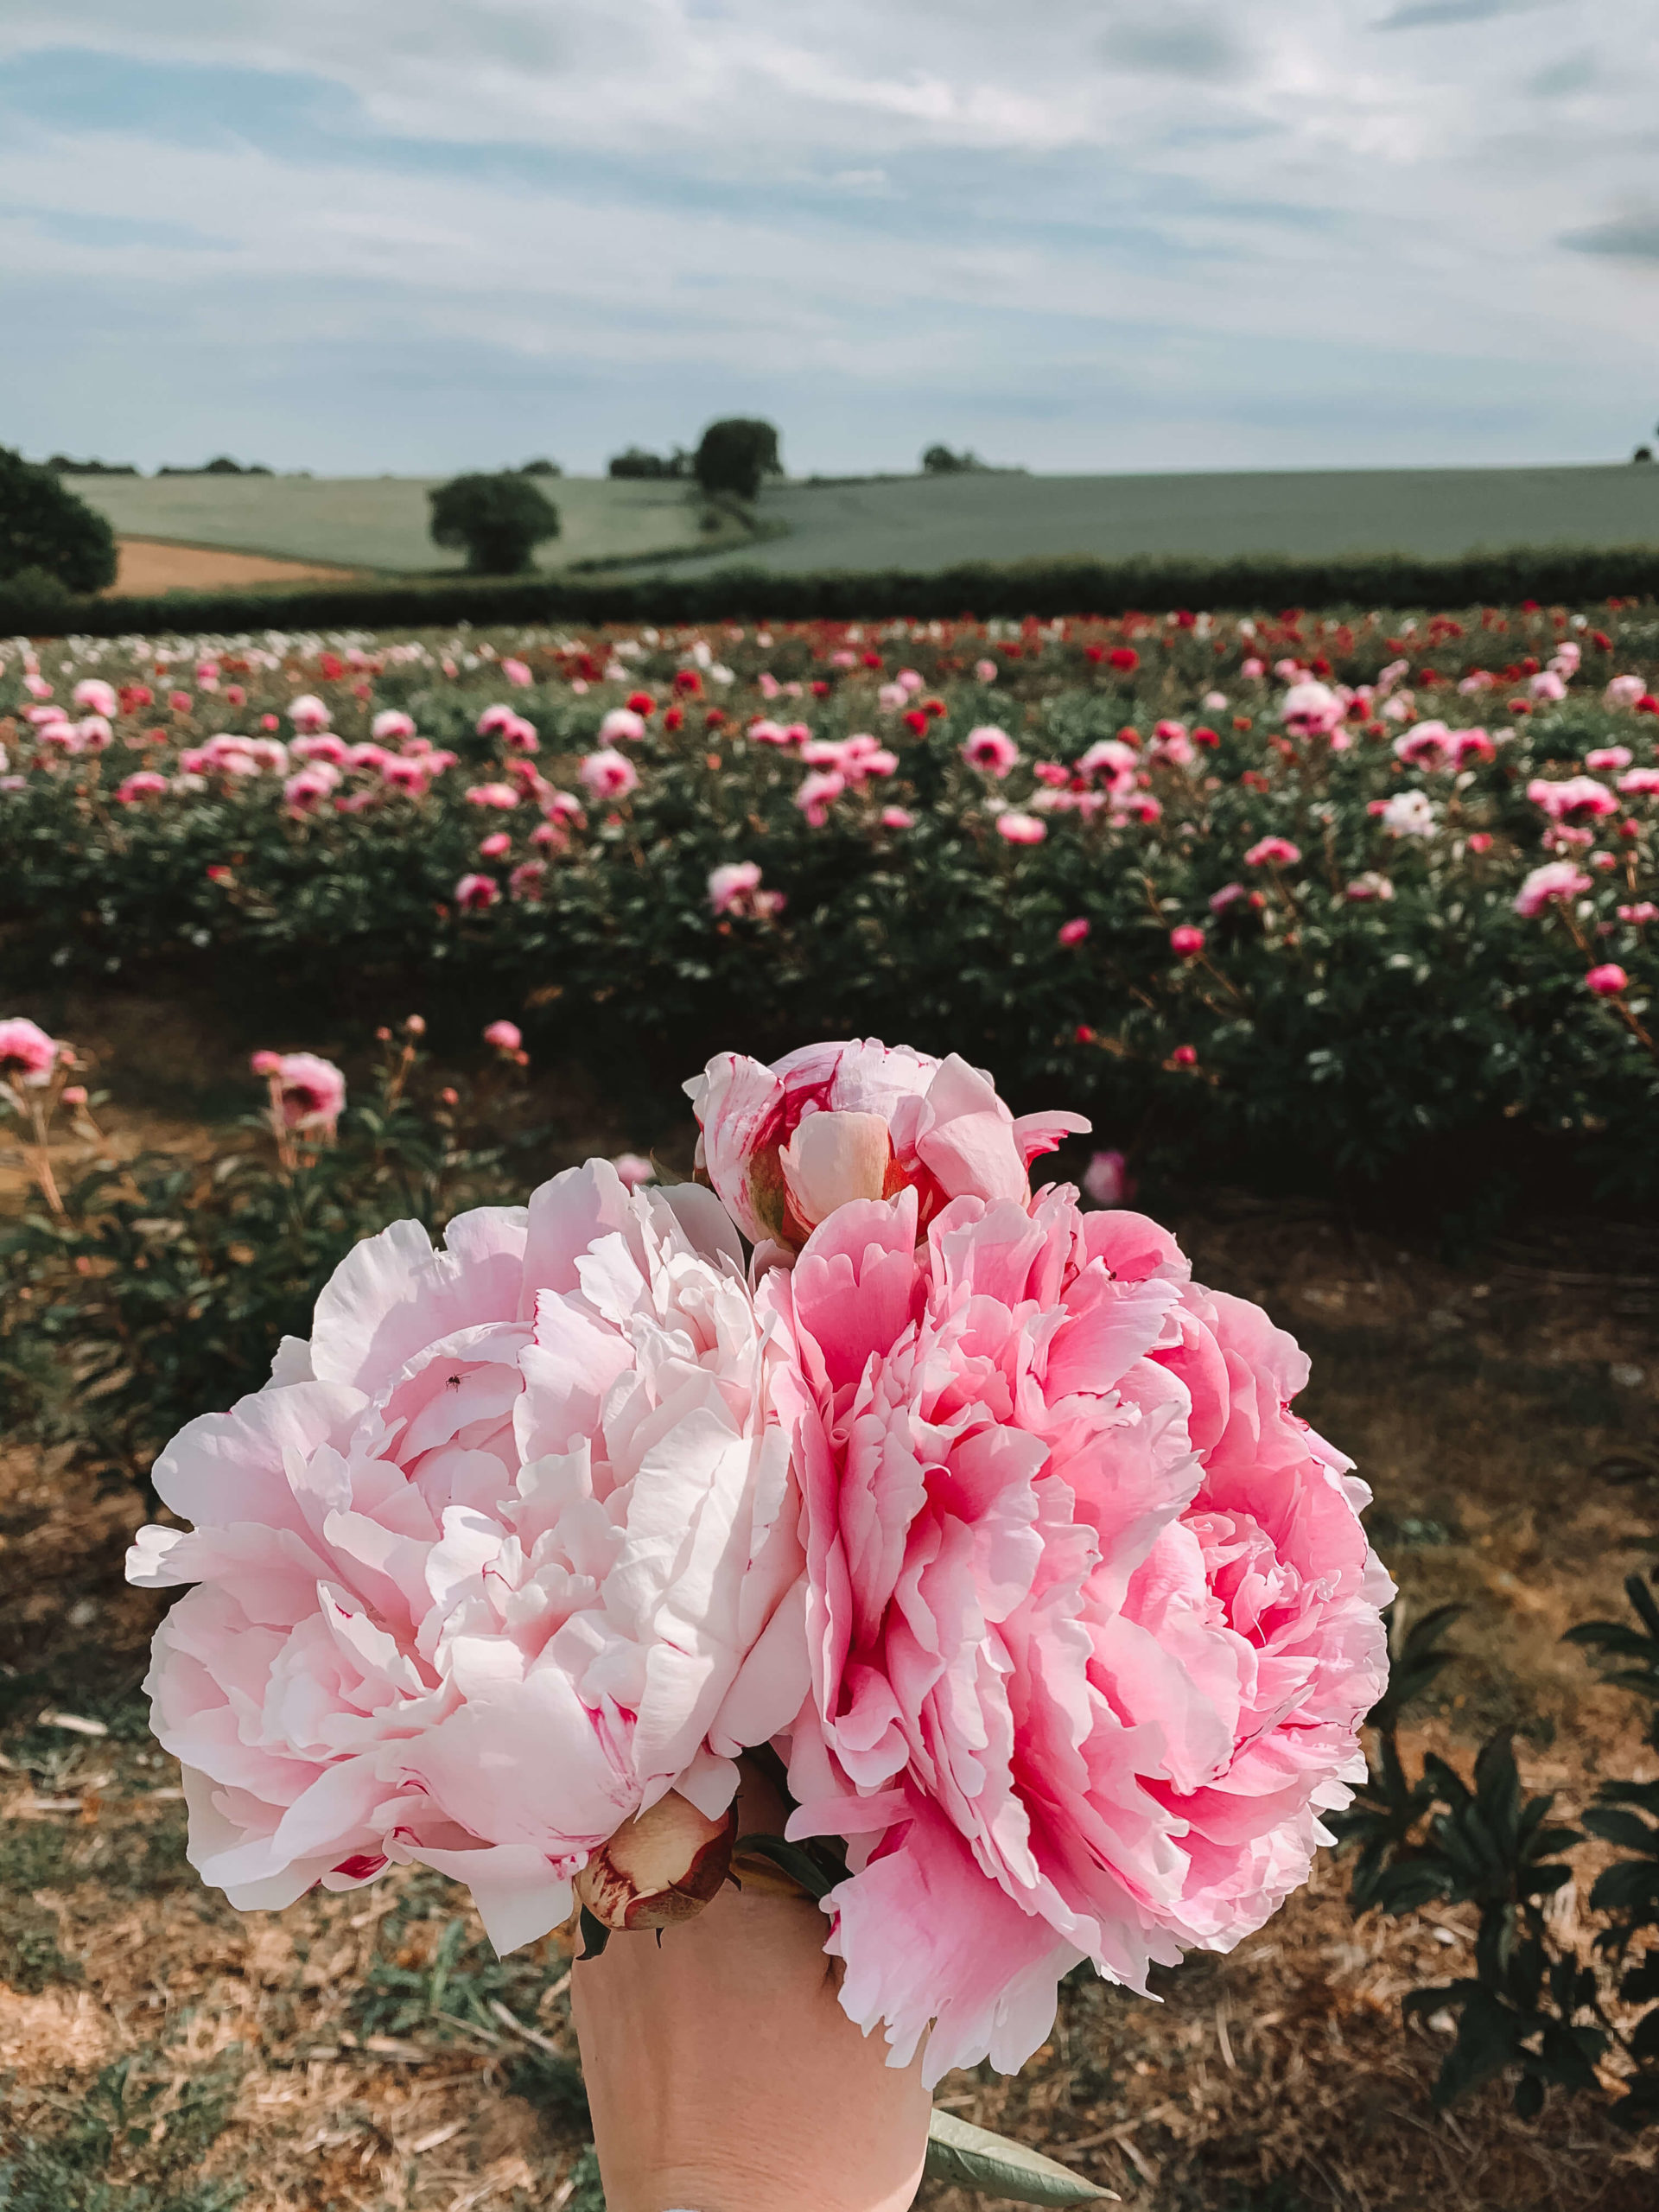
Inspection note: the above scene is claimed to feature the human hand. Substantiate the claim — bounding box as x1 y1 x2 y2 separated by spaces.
570 1761 931 2212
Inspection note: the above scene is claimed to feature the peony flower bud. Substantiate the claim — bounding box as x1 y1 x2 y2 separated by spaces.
574 1792 736 1932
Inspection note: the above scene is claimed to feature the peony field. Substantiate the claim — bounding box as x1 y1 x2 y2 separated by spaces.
3 599 1659 2212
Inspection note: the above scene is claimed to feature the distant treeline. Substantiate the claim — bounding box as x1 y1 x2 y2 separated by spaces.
4 540 1659 637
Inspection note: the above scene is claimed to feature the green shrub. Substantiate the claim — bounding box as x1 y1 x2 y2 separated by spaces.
428 470 562 575
0 446 118 594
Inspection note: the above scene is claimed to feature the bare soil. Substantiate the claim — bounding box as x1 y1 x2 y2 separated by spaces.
110 537 365 596
3 995 1659 2209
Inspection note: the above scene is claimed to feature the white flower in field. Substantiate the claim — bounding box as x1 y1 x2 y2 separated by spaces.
1382 790 1436 838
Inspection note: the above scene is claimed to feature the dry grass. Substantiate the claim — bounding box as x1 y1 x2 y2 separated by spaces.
111 539 366 596
4 1004 1659 2209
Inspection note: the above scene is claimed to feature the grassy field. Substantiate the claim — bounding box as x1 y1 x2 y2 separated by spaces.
4 986 1659 2209
68 462 1659 584
65 474 753 577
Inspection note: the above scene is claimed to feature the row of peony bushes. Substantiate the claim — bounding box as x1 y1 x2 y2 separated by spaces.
3 599 1656 1208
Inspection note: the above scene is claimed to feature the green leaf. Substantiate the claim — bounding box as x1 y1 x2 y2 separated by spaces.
925 2110 1116 2205
732 1834 841 1902
576 1908 610 1961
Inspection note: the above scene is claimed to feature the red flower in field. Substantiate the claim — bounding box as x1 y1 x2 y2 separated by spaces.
664 706 684 732
1107 646 1139 672
1171 1044 1198 1068
320 652 345 679
626 690 656 716
206 865 232 884
902 709 929 737
922 696 947 720
705 709 726 728
672 669 702 696
861 652 883 669
1075 1024 1096 1043
1466 832 1494 854
1193 726 1220 747
811 680 830 698
1084 645 1106 664
1637 696 1659 715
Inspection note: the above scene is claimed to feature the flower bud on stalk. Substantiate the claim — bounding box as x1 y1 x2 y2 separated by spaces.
573 1792 737 1932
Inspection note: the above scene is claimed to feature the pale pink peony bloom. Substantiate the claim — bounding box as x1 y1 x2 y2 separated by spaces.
1077 739 1138 791
0 1016 64 1088
372 710 416 744
579 750 639 801
1058 918 1090 947
1083 1147 1131 1205
116 770 170 804
876 684 908 712
962 726 1019 778
1619 767 1659 797
289 695 331 732
795 769 844 827
454 874 500 912
509 859 548 900
1208 881 1246 912
124 1162 807 1950
1586 747 1632 772
292 733 348 766
1618 902 1657 925
1345 872 1395 902
284 766 340 811
483 1020 522 1052
685 1039 1088 1249
1243 836 1300 868
599 709 647 746
611 1152 655 1189
897 668 925 695
975 658 998 683
1586 963 1628 997
502 657 533 687
1381 791 1435 839
466 782 520 810
1605 675 1647 709
881 806 916 830
381 756 431 794
1529 670 1567 702
478 831 512 860
1514 860 1592 917
771 1186 1389 2080
73 678 118 718
1280 682 1343 738
995 811 1046 845
708 861 761 916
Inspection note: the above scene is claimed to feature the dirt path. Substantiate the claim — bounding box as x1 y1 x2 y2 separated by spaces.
109 537 365 595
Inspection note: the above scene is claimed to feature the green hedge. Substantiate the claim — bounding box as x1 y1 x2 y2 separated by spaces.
8 540 1659 637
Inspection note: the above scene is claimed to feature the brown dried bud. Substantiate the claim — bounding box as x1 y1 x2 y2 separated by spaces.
573 1791 736 1932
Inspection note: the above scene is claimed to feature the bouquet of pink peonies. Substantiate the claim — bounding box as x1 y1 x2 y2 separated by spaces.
128 1038 1391 2202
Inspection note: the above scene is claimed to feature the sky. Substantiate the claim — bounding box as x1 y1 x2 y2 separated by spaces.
2 1 1657 478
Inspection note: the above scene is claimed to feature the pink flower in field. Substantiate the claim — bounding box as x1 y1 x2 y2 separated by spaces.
897 668 925 695
1280 681 1343 737
688 1039 1086 1249
73 678 118 718
478 830 512 859
599 708 647 746
1606 675 1647 709
1382 790 1436 839
881 806 915 830
483 1019 522 1052
1058 918 1090 946
1586 747 1633 772
876 683 908 712
1527 776 1618 823
266 1052 346 1129
501 657 533 686
293 733 349 766
1586 963 1628 996
168 691 193 715
1077 739 1138 791
476 704 516 736
1618 902 1657 925
0 1017 64 1088
1467 831 1495 855
346 743 388 772
748 718 791 746
75 715 113 751
772 1185 1389 2079
1208 881 1246 912
1514 860 1592 917
1345 872 1395 901
288 694 330 732
1241 656 1266 678
116 770 169 804
466 782 521 810
1112 791 1163 827
1392 721 1454 769
508 858 548 900
974 658 998 683
1082 1147 1131 1204
541 790 585 830
963 725 1019 777
1618 767 1659 797
1151 721 1195 766
1529 670 1567 702
125 1160 806 1951
995 810 1046 844
1170 925 1205 956
708 861 764 916
578 749 638 801
22 673 52 699
284 766 340 811
381 756 430 794
1171 1043 1198 1068
1552 640 1581 676
372 710 416 744
1243 836 1300 868
795 769 845 827
500 715 539 753
1203 690 1229 712
250 1048 281 1077
611 1152 656 1189
454 873 499 912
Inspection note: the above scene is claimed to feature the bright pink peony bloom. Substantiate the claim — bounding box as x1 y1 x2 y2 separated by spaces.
1586 747 1632 772
1170 925 1205 957
685 1039 1088 1250
1279 682 1343 738
264 1052 346 1129
288 694 331 733
1058 918 1090 947
372 710 416 743
579 750 639 801
125 1163 807 1949
1243 836 1300 868
0 1016 64 1088
1528 776 1617 823
995 811 1046 845
1586 963 1628 997
483 1020 523 1052
769 1187 1389 2080
1514 860 1592 917
117 770 170 804
454 874 500 912
1605 675 1647 709
599 708 647 746
963 726 1019 778
1619 768 1659 797
881 806 916 830
501 657 533 687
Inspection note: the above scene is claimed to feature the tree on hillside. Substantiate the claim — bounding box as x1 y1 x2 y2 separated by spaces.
428 472 561 575
608 445 691 480
693 419 782 502
0 446 118 593
922 443 987 475
517 457 563 477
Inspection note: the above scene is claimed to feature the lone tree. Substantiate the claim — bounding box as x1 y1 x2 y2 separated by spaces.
428 471 561 575
0 446 118 594
922 443 986 475
693 418 782 502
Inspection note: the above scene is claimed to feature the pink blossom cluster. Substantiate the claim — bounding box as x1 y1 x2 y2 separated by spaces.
131 1037 1389 2082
